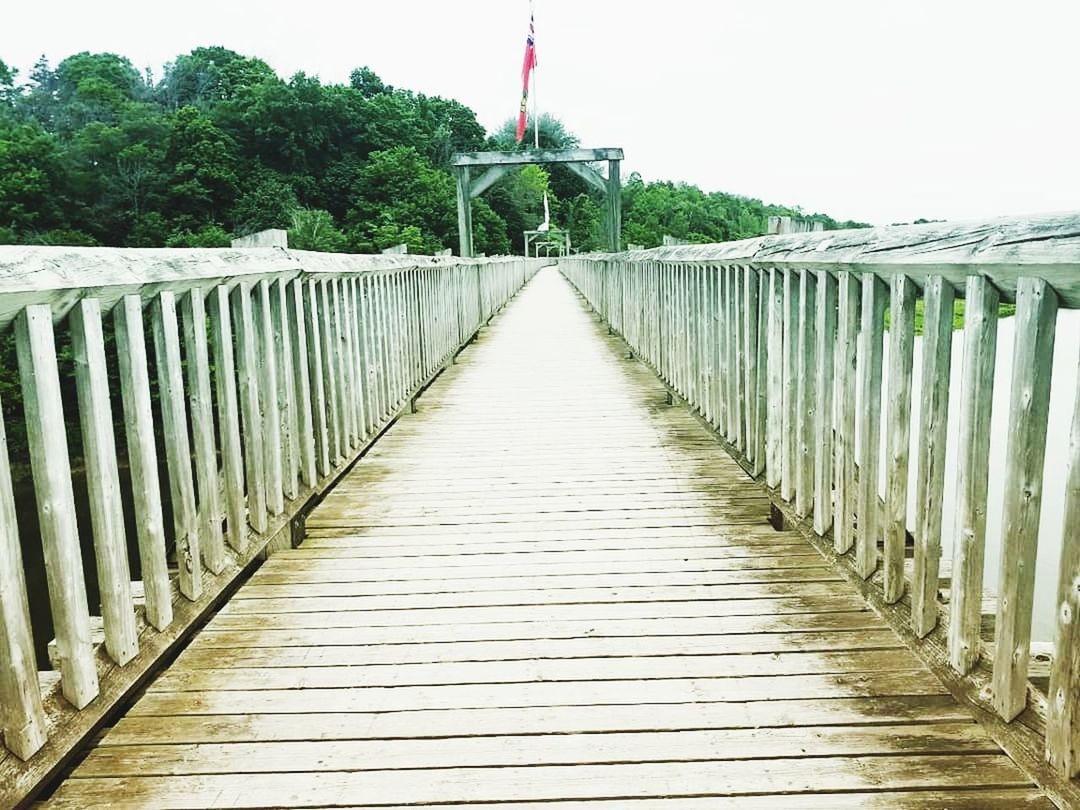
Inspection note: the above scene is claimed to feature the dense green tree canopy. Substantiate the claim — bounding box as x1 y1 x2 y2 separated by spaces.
0 47 864 253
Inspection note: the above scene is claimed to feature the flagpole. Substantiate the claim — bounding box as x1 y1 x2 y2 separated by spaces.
532 0 539 149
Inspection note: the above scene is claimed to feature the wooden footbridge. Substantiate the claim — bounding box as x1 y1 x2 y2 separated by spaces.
2 216 1080 807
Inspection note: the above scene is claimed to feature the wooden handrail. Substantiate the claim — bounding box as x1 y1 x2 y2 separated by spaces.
0 247 542 805
559 213 1080 796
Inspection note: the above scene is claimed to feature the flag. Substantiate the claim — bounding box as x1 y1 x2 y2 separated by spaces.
515 11 537 143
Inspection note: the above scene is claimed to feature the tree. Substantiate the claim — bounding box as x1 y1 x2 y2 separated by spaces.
289 208 346 252
165 106 238 229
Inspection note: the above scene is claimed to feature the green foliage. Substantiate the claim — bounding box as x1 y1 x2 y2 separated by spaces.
0 48 860 255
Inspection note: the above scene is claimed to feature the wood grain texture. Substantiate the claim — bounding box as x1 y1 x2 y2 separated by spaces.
47 267 1045 810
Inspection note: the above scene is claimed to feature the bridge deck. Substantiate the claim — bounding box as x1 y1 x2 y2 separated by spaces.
45 268 1051 808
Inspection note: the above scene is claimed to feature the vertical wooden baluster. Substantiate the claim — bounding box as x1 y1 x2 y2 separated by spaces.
114 296 172 627
359 275 378 432
255 280 284 514
1049 339 1080 775
271 279 299 500
377 274 392 419
745 267 760 463
15 304 99 707
348 278 369 441
884 275 916 603
288 279 317 488
780 269 799 501
209 286 247 553
317 279 342 464
754 269 769 477
230 283 267 532
70 299 138 664
992 276 1057 720
834 272 860 554
334 278 357 449
0 398 47 758
813 270 838 533
151 292 203 599
911 276 956 636
303 279 330 478
949 276 1000 673
735 268 747 452
795 269 817 517
179 290 226 574
855 274 888 579
766 268 784 488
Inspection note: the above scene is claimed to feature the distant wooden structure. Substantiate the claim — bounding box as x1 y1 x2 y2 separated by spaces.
380 244 408 255
524 229 570 258
452 148 623 257
231 229 288 248
767 215 825 235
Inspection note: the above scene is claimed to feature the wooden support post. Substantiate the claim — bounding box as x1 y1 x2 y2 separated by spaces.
883 275 916 604
834 272 860 554
1049 338 1080 775
855 275 887 579
114 296 172 629
303 279 331 478
318 279 343 464
911 275 955 637
813 270 837 534
992 276 1058 721
745 267 761 464
0 399 47 759
209 286 247 553
151 292 202 600
753 269 769 477
271 279 299 500
230 283 268 533
15 305 99 708
180 290 226 574
795 269 817 517
766 268 784 488
255 280 284 514
607 159 621 252
780 269 799 502
70 299 139 664
949 276 1000 674
288 279 317 488
455 166 474 258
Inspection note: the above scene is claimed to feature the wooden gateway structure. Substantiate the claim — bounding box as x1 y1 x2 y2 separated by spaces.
2 214 1080 807
452 147 623 257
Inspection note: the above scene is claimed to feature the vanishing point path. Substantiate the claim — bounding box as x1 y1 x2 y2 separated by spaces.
46 268 1050 808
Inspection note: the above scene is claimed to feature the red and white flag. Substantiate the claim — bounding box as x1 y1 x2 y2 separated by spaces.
515 10 537 143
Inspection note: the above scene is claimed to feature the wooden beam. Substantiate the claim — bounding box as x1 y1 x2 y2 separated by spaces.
565 161 608 194
453 147 624 167
469 166 513 198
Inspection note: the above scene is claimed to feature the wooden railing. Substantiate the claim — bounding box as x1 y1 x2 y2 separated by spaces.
561 212 1080 802
0 245 541 801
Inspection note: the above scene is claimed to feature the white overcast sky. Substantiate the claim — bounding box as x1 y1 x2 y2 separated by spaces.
3 1 1078 225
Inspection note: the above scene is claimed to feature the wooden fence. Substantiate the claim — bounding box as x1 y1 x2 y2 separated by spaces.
0 245 540 800
560 212 1080 794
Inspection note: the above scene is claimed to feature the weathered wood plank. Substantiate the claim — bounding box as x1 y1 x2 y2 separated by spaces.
209 286 248 553
911 276 955 637
780 269 799 501
113 295 172 628
883 274 916 603
795 269 817 517
230 283 268 533
0 399 47 758
992 277 1058 720
833 272 859 554
15 304 99 708
302 279 330 477
69 299 139 664
255 280 284 513
812 270 837 534
948 276 999 674
288 279 318 487
271 279 299 499
180 290 227 574
151 292 202 599
855 275 887 579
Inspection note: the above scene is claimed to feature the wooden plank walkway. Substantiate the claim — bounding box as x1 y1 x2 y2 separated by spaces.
45 267 1052 808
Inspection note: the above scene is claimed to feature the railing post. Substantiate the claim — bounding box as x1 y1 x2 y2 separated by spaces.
883 275 916 603
0 398 47 758
833 272 860 553
795 269 817 516
911 275 956 637
948 276 1000 673
70 298 139 663
231 283 268 532
855 274 887 579
992 276 1058 720
812 270 837 533
209 286 249 552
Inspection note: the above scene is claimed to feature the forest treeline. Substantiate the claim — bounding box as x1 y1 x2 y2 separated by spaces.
0 47 868 255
